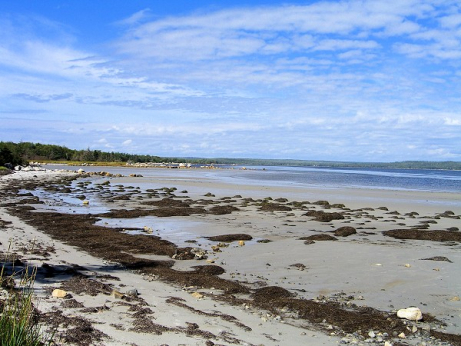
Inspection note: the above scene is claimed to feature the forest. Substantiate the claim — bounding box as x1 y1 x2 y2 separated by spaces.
1 141 460 170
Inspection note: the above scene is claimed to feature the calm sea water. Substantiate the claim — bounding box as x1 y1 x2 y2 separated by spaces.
50 164 461 193
224 166 461 193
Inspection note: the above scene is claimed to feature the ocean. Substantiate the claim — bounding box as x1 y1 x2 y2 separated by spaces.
54 164 461 194
221 166 461 193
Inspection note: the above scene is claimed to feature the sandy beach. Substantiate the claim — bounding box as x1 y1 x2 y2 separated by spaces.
1 167 460 346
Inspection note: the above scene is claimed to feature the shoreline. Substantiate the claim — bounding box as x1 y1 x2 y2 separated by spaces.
1 169 460 345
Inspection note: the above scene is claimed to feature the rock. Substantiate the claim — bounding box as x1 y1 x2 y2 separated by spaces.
398 332 406 338
404 263 411 268
450 296 460 301
126 289 138 297
384 342 393 346
143 226 153 234
191 292 204 299
211 245 222 252
397 307 423 321
77 168 85 174
238 240 245 246
52 289 67 298
82 200 89 205
368 330 375 338
334 226 357 237
191 248 208 260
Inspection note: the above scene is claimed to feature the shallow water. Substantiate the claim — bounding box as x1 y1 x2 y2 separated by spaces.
49 164 461 193
95 216 206 247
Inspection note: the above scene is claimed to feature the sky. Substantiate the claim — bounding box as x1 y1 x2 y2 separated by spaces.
1 0 460 162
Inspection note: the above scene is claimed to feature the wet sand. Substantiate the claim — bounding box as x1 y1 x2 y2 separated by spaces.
1 168 460 346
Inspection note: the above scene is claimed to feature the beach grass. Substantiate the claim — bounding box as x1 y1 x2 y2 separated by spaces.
0 245 53 346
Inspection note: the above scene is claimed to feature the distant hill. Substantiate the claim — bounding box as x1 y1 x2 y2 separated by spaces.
1 141 460 170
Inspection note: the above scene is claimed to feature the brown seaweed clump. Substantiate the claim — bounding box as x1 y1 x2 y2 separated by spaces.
259 203 292 212
334 226 357 237
206 234 253 242
383 229 461 242
299 234 338 241
208 205 240 215
304 210 344 222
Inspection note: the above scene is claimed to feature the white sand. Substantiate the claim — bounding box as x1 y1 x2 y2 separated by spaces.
1 169 460 345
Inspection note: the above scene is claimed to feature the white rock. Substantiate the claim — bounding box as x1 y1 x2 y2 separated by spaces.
397 307 423 321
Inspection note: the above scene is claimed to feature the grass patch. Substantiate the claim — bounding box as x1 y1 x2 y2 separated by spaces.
1 244 53 345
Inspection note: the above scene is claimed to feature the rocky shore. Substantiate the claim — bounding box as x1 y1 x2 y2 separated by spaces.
1 169 460 345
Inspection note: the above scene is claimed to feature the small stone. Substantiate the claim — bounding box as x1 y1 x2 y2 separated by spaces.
238 240 245 246
52 289 67 298
368 331 375 338
412 325 418 333
450 296 460 301
126 289 138 297
384 342 393 346
191 292 204 299
82 200 89 205
397 307 423 321
143 226 153 234
398 332 406 338
404 263 411 268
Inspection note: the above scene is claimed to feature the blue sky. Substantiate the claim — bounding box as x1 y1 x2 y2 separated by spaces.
1 0 460 162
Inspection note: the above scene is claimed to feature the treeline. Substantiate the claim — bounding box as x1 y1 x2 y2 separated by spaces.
0 141 167 167
1 141 460 170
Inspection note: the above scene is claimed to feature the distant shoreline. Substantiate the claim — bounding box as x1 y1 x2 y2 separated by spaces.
2 141 461 171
